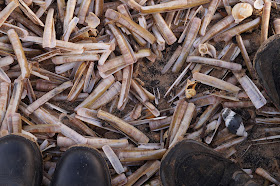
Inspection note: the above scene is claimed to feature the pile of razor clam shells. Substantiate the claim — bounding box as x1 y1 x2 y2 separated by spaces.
1 0 280 184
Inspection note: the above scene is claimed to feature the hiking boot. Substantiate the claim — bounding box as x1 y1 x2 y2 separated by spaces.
51 146 111 186
160 140 259 186
0 134 43 186
254 34 280 110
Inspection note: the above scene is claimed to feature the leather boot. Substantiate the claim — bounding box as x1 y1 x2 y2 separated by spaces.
51 146 111 186
254 34 280 109
160 140 260 186
0 134 43 186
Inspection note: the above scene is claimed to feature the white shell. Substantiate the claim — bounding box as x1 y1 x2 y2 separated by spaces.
232 3 253 23
254 0 264 10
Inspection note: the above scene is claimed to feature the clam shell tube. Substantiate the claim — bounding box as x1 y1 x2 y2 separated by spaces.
222 108 248 137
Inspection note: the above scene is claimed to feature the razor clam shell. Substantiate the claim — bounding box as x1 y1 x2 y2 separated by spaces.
97 110 150 144
102 145 125 174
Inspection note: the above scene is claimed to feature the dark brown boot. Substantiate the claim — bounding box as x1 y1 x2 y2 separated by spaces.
254 34 280 110
160 140 260 186
51 146 111 186
0 134 43 186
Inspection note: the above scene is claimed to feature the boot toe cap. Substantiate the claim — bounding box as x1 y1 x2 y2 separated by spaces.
51 146 110 186
0 134 43 186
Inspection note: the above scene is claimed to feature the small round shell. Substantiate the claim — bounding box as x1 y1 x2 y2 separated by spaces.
232 3 253 23
254 0 264 10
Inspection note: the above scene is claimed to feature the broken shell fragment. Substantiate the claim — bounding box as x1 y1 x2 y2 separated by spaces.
185 80 197 99
198 43 217 58
232 3 253 23
222 108 248 137
185 88 196 99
